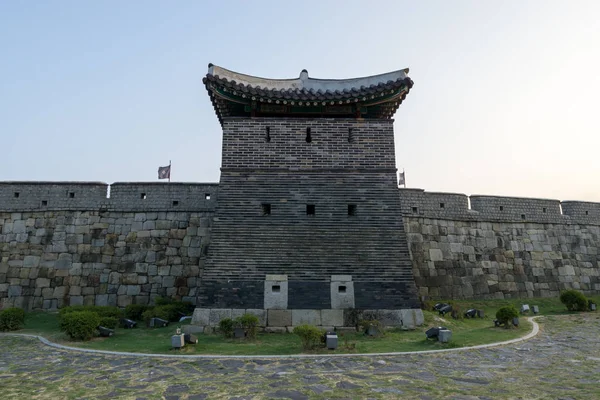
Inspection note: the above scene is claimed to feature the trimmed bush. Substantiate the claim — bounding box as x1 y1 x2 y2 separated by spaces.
560 290 588 311
0 307 26 331
219 318 235 338
59 311 100 341
141 305 179 323
98 317 118 329
124 304 149 321
495 305 519 328
236 314 260 339
293 324 323 350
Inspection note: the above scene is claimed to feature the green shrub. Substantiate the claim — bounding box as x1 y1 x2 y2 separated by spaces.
124 304 149 321
59 311 100 341
219 318 234 338
560 290 588 311
358 319 384 337
236 314 260 339
293 324 323 350
495 305 519 328
98 317 118 329
141 305 181 323
0 308 26 331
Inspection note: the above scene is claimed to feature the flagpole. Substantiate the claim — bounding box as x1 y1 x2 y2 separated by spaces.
169 160 171 183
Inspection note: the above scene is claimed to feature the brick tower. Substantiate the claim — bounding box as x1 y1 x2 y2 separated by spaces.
196 64 420 327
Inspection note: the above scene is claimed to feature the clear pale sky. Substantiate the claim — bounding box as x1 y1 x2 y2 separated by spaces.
1 1 599 202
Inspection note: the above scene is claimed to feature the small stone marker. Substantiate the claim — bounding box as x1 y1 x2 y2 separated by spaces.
97 326 114 337
532 305 540 314
121 318 137 329
477 309 485 318
171 334 185 349
438 329 452 343
590 303 597 311
520 304 530 314
150 317 169 328
184 333 198 344
512 317 519 327
326 334 338 350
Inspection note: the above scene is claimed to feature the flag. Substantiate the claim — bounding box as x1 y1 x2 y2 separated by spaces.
398 171 405 186
158 165 171 180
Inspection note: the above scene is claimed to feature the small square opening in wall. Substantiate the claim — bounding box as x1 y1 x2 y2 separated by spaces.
14 192 19 198
306 204 315 215
412 206 418 213
440 202 445 209
205 193 211 200
338 285 347 293
586 210 589 215
41 200 48 206
69 192 75 198
500 206 504 211
348 204 357 216
521 214 526 220
272 285 281 293
140 193 146 200
172 200 179 206
262 203 271 215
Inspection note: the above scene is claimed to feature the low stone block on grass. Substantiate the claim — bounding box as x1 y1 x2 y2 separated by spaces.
292 309 321 326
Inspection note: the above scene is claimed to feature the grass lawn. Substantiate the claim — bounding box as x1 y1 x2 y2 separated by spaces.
13 295 599 356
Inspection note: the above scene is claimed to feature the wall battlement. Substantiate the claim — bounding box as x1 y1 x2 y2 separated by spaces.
399 188 600 225
0 182 219 212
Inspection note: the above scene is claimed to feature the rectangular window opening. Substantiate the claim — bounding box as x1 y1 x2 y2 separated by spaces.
543 207 547 213
306 204 315 215
140 193 147 200
265 126 271 142
262 203 271 215
440 202 445 209
205 193 211 200
586 210 589 215
41 200 48 206
305 127 312 143
14 192 19 198
338 285 347 293
172 200 179 206
412 206 418 214
521 214 526 220
500 206 504 211
272 285 280 293
348 204 357 216
69 192 75 198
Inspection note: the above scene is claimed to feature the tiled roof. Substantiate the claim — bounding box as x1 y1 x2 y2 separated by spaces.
203 64 413 124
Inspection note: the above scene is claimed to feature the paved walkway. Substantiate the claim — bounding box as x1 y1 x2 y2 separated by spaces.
1 314 599 399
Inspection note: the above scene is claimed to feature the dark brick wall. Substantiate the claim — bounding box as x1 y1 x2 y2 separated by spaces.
288 281 331 309
198 280 264 309
199 117 419 310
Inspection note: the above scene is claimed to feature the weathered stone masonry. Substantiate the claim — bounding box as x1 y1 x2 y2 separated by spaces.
399 189 600 300
0 182 217 309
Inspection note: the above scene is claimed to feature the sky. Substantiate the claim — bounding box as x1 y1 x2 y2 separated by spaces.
1 1 599 202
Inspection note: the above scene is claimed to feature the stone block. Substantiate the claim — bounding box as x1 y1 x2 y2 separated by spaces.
267 309 292 326
95 294 108 306
321 309 344 327
292 309 321 326
331 281 354 309
264 326 287 333
414 309 425 326
400 309 415 329
70 296 83 306
264 276 288 309
23 256 40 268
377 310 403 327
209 308 231 326
331 275 352 282
183 325 205 335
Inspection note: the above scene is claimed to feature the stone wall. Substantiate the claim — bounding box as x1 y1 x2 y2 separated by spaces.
0 182 217 310
400 189 600 300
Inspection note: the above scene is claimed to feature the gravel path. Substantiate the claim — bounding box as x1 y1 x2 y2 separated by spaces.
1 314 599 399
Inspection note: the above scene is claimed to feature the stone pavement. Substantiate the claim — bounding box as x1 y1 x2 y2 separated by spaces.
1 314 599 399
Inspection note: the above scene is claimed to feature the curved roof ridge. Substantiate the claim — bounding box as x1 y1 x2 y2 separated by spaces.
207 64 410 92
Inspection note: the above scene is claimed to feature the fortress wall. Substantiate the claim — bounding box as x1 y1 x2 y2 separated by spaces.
0 182 109 211
399 189 600 300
